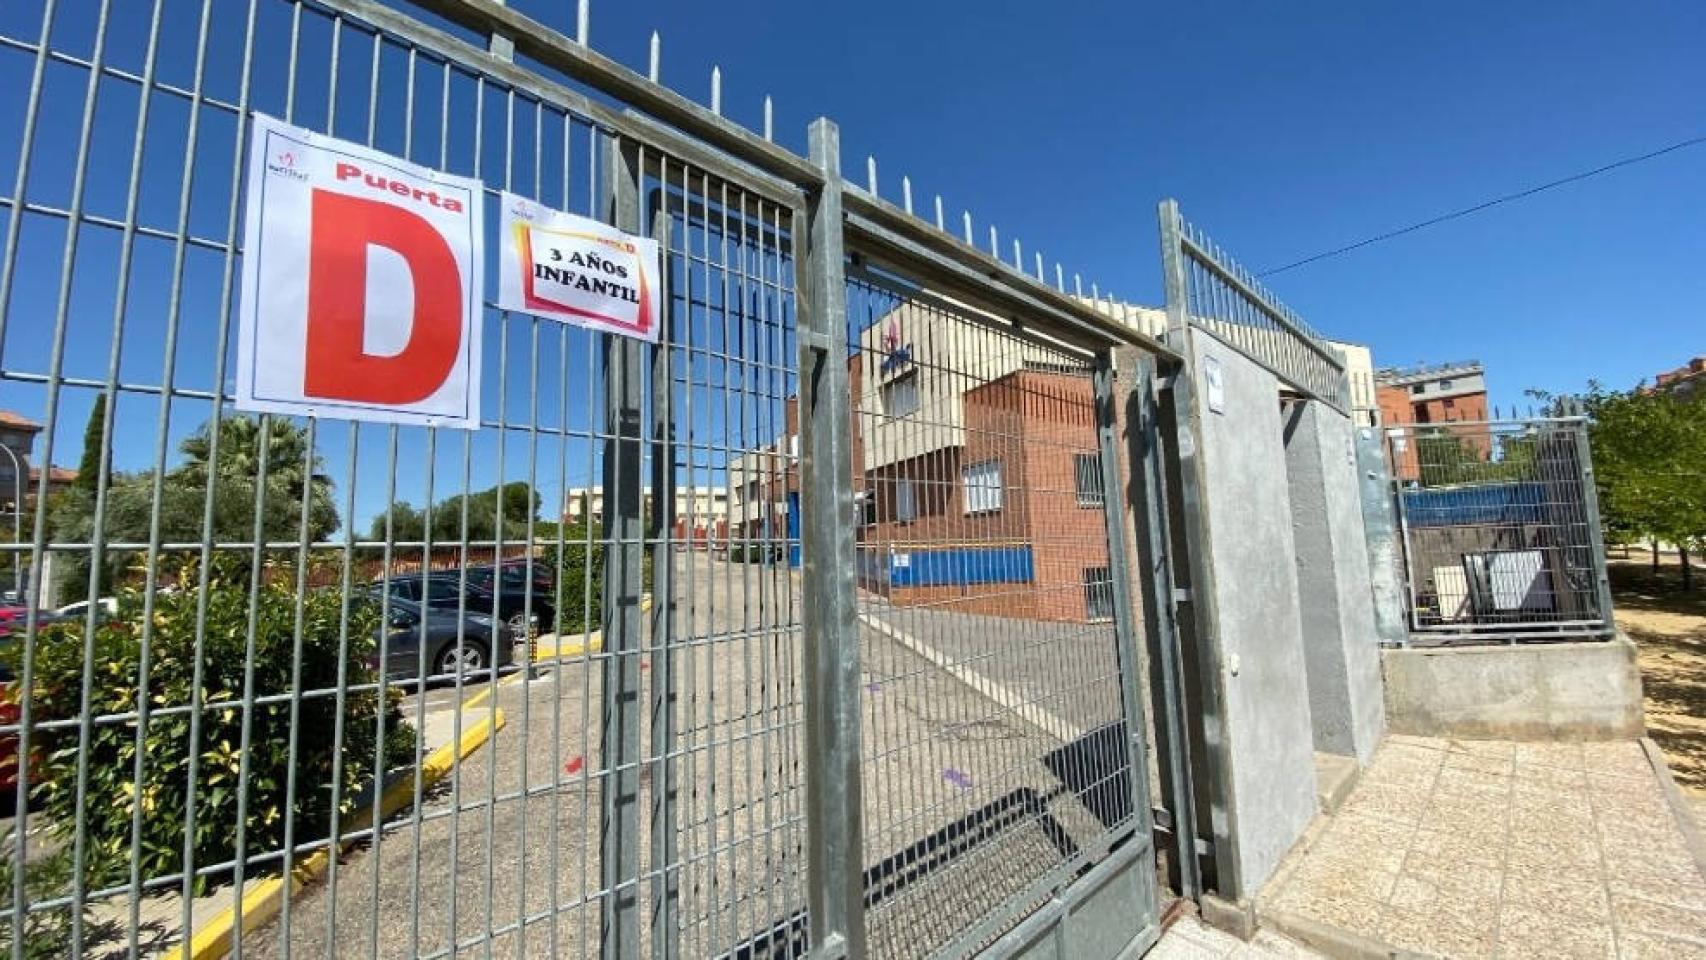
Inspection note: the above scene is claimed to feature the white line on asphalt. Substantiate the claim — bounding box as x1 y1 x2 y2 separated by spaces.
857 611 1085 744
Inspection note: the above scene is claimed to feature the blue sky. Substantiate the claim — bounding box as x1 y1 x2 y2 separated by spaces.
2 0 1702 534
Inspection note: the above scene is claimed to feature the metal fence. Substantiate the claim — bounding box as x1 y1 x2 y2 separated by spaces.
1387 419 1615 644
1157 200 1348 412
0 1 1182 957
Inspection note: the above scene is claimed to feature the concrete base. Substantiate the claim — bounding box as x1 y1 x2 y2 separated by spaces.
1198 893 1258 942
1313 753 1360 814
1383 636 1645 740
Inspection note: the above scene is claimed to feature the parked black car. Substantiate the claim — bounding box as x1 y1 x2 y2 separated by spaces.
370 572 552 639
363 596 516 682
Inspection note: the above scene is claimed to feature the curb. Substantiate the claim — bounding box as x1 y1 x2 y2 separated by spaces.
181 705 508 960
528 595 649 664
1639 736 1706 883
1262 909 1428 960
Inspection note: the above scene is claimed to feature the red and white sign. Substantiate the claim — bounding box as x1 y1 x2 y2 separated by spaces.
497 193 661 342
236 114 484 428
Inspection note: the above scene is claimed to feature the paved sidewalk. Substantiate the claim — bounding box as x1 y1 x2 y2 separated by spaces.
1150 914 1322 959
1261 735 1706 959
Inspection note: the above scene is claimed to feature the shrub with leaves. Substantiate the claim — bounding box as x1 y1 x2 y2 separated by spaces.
3 554 414 895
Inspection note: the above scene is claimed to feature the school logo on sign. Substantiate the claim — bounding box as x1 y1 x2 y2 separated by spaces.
236 114 484 429
497 193 661 342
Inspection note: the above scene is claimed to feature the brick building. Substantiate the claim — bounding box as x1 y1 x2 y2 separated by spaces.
728 299 1114 622
1375 361 1490 481
1651 356 1705 398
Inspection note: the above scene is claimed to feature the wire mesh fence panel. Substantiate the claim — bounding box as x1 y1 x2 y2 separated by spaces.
1162 204 1348 412
843 269 1139 958
1387 419 1614 644
0 1 808 957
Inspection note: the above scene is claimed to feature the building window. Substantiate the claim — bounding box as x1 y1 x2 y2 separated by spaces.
1074 453 1103 507
1084 567 1115 621
962 460 1002 514
1438 379 1453 390
1410 384 1425 395
881 371 920 418
893 478 917 522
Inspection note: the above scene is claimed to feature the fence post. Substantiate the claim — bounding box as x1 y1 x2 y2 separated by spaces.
1121 349 1202 902
1572 421 1617 631
646 185 681 959
798 117 867 960
1093 353 1160 894
1156 198 1241 900
601 135 646 960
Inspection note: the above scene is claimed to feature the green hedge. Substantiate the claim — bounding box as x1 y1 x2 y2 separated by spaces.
3 555 414 895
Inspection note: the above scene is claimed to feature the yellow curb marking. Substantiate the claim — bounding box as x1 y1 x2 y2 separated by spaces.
182 706 506 960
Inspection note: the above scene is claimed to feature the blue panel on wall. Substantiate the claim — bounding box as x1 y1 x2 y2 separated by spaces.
888 546 1034 587
1401 482 1547 528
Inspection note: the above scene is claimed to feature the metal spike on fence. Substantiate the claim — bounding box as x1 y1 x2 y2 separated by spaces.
1091 282 1100 300
1012 238 1022 271
1054 263 1064 291
710 66 722 115
763 95 773 141
648 31 660 82
1034 252 1043 281
934 195 945 231
867 156 877 195
576 0 589 45
962 211 973 245
902 176 913 215
1074 273 1083 297
989 224 998 257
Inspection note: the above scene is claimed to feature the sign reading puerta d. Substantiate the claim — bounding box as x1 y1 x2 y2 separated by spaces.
496 193 661 343
236 114 484 428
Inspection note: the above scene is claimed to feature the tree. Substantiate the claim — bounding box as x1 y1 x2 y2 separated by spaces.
51 416 340 596
1583 384 1706 590
366 481 542 545
73 394 106 494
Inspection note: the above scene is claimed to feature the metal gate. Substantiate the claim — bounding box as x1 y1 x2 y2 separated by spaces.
1386 418 1615 643
0 1 1174 957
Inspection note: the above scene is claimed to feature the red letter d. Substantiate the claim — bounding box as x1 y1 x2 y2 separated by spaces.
304 189 462 404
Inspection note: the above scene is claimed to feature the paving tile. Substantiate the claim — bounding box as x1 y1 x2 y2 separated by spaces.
1237 929 1323 959
1513 761 1591 791
1285 859 1399 902
1338 783 1429 825
1408 828 1508 872
1447 739 1517 761
1445 751 1517 777
1500 872 1610 919
1495 905 1616 960
1268 887 1385 942
1612 891 1706 941
1615 930 1706 959
1608 875 1706 912
1386 734 1450 752
1581 741 1653 780
1504 832 1603 873
1515 741 1586 771
1148 932 1230 960
1379 902 1498 959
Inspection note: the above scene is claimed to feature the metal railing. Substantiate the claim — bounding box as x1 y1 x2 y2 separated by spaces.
1157 200 1349 412
0 1 1178 957
1387 419 1616 644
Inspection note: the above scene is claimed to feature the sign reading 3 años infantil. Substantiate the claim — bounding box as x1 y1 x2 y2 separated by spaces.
497 193 662 342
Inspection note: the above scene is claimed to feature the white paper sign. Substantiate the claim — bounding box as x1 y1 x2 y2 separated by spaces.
1203 355 1225 414
236 114 484 428
497 193 662 342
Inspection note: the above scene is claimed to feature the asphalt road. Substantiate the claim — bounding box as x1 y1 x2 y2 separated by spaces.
241 558 1138 959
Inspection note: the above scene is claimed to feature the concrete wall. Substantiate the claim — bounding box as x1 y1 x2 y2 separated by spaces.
1283 402 1386 765
1188 329 1318 897
1355 427 1409 646
1384 637 1645 740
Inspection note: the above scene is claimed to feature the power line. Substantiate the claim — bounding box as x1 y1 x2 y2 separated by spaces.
1259 134 1706 277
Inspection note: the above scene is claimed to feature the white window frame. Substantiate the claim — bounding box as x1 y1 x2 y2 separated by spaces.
894 478 918 522
962 460 1003 515
881 371 920 418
